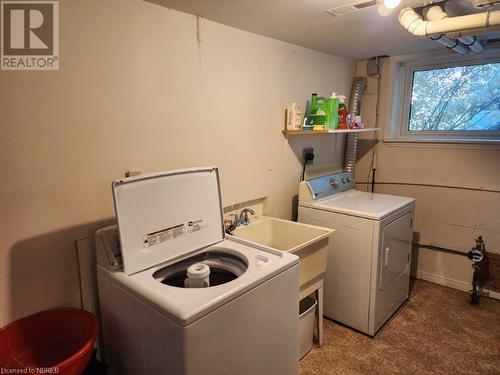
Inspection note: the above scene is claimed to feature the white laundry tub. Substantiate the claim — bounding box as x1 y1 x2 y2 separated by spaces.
229 216 334 347
229 217 333 300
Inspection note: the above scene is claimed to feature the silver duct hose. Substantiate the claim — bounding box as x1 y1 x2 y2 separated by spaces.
344 77 367 174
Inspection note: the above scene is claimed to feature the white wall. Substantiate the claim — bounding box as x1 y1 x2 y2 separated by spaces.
354 58 500 293
0 0 355 325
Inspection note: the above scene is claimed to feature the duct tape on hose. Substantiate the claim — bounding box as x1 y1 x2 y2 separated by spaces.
185 263 210 288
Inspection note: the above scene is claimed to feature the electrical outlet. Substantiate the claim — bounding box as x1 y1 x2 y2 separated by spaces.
303 148 314 165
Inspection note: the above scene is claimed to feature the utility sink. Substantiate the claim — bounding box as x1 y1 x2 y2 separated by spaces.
229 216 334 300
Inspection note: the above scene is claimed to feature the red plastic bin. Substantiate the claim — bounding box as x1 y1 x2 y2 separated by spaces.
0 308 99 375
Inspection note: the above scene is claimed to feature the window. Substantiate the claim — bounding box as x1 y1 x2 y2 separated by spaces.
388 50 500 144
409 63 500 132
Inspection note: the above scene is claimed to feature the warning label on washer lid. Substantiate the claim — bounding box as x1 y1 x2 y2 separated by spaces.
187 219 208 234
143 224 185 248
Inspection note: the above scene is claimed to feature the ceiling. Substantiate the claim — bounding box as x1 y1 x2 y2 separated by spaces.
145 0 446 60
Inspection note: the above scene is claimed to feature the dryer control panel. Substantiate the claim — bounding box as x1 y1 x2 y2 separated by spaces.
306 172 355 200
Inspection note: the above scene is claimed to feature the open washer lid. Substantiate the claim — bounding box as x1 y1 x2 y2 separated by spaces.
112 167 224 275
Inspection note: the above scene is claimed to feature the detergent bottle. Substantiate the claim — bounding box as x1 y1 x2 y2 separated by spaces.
325 92 339 130
308 93 330 128
312 108 326 130
286 102 302 131
337 95 348 129
309 93 319 117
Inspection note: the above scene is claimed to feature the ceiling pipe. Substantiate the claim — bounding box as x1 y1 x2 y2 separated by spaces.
430 33 469 54
460 35 485 53
399 7 500 37
425 6 485 53
446 25 500 38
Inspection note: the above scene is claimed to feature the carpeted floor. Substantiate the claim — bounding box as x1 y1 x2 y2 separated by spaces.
299 280 500 375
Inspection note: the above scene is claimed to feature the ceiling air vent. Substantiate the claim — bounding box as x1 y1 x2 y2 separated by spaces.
325 0 378 16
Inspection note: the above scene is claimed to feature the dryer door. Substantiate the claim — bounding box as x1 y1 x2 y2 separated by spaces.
379 213 412 290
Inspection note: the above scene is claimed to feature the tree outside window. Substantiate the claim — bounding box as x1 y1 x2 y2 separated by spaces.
409 63 500 132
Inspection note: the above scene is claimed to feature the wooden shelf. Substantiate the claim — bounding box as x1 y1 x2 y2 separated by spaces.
282 128 379 136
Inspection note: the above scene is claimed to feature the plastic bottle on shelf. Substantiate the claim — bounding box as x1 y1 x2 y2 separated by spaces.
325 92 339 130
337 95 348 129
309 93 318 116
313 108 326 131
286 102 302 131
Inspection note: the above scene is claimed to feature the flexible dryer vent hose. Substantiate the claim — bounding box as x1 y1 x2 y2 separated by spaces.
344 77 367 174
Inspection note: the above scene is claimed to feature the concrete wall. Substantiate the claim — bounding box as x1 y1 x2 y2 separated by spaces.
354 58 500 293
0 0 355 325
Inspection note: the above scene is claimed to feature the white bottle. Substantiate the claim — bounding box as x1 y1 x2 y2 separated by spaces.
287 102 302 131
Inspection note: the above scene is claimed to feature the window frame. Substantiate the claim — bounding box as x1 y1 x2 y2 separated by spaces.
386 47 500 145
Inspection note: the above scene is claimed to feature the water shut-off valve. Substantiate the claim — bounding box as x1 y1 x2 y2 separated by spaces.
467 236 490 305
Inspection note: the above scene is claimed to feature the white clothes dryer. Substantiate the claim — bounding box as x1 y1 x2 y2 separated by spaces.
298 172 415 336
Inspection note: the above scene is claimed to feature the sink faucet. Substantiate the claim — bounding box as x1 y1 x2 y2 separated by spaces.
225 213 239 235
224 208 256 235
239 208 255 226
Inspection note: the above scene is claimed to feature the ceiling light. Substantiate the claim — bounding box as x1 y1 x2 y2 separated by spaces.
382 0 401 9
377 4 393 16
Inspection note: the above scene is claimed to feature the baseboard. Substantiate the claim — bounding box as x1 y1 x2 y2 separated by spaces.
415 270 500 301
416 270 470 292
482 288 500 300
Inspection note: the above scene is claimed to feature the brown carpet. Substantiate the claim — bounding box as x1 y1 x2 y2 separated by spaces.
299 280 500 375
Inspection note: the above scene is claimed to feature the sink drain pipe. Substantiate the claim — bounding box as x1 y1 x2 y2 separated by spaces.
344 77 367 174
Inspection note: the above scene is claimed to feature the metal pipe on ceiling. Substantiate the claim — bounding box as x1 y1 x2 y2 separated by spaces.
429 33 470 54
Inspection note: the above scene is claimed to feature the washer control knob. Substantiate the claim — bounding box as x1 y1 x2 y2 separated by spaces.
341 177 346 184
346 176 351 183
330 179 337 189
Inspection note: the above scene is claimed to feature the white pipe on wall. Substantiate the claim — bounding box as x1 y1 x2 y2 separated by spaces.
425 6 485 53
399 7 500 37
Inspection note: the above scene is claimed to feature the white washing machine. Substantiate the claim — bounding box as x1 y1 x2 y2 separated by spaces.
298 172 415 336
96 167 300 375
